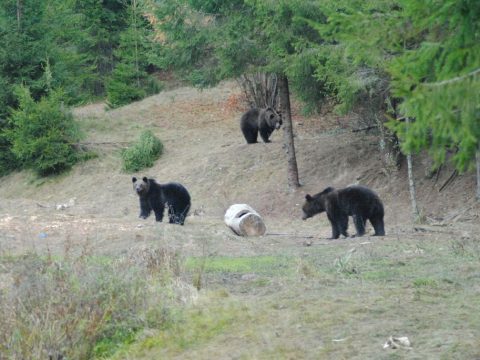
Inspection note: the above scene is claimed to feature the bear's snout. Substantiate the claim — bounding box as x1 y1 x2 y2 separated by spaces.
275 122 282 130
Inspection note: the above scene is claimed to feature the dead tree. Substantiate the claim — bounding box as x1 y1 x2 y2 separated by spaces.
406 117 420 222
237 73 278 109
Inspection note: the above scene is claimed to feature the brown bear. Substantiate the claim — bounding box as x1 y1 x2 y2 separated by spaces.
240 107 282 144
132 177 191 225
302 185 385 239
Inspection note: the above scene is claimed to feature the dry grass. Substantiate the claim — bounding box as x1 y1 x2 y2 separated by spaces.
0 245 196 359
107 232 480 359
0 81 479 359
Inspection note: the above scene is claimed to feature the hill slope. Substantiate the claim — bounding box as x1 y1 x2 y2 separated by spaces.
0 81 478 256
1 82 480 359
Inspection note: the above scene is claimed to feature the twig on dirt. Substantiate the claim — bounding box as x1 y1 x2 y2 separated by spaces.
439 170 458 192
36 202 52 208
413 225 460 235
433 164 443 186
442 205 475 223
266 232 316 239
80 141 130 146
352 125 378 133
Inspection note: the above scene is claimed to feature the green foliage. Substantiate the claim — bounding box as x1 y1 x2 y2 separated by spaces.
303 0 479 170
8 87 82 176
122 130 163 173
0 125 19 176
153 0 329 110
387 0 480 171
106 63 148 108
106 1 162 108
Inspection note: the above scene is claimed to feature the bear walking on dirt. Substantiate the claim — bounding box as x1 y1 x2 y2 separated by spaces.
302 185 385 239
240 107 282 144
132 177 191 225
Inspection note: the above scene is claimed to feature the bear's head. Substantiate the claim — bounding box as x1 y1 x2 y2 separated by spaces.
265 108 282 130
301 187 334 220
132 176 150 196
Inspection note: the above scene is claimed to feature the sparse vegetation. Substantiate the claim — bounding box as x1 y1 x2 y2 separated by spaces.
0 246 190 360
121 130 163 172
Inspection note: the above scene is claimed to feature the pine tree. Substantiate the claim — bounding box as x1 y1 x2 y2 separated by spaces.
389 0 480 171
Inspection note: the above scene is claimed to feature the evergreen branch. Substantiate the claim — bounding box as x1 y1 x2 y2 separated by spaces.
422 68 480 87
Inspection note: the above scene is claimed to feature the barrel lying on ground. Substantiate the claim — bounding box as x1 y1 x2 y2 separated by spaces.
224 204 266 236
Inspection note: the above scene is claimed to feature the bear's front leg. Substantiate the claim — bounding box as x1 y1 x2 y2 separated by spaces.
139 197 152 219
327 214 340 239
153 208 164 222
260 128 272 143
150 202 164 222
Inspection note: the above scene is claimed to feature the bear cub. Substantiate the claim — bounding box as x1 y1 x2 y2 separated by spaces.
240 107 282 144
132 177 191 225
302 185 385 239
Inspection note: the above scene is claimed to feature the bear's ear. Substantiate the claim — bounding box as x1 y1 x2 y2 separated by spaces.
305 194 313 201
142 176 148 183
132 177 137 183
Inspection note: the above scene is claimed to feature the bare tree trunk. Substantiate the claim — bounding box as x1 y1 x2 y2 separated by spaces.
16 0 22 30
132 0 140 87
277 74 300 190
476 144 480 201
406 118 420 221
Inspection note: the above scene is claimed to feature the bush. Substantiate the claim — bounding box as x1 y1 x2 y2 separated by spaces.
8 87 82 176
122 130 163 172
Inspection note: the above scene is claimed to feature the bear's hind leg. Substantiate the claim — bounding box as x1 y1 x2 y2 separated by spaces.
177 204 190 225
242 126 258 144
353 215 366 237
370 216 385 236
167 205 175 224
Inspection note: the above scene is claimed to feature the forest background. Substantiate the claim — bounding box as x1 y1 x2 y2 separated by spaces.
0 0 478 194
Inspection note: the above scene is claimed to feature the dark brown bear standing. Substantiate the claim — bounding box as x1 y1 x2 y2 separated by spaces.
302 185 385 239
132 177 191 225
240 107 282 144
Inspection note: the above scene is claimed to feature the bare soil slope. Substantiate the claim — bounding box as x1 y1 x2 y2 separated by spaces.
0 81 478 256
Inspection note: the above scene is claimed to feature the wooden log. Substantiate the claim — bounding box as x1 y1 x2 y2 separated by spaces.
224 204 266 236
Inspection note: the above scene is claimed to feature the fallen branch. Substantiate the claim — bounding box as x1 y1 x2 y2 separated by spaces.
439 170 458 192
433 164 443 186
414 225 459 235
77 141 130 146
352 125 378 133
265 232 316 239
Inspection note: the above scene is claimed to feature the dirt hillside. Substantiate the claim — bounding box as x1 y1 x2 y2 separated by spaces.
0 81 478 256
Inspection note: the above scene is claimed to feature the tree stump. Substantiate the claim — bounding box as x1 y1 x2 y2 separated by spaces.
224 204 266 236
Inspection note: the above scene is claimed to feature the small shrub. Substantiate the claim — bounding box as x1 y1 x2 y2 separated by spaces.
334 248 359 275
7 87 82 176
122 130 163 172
